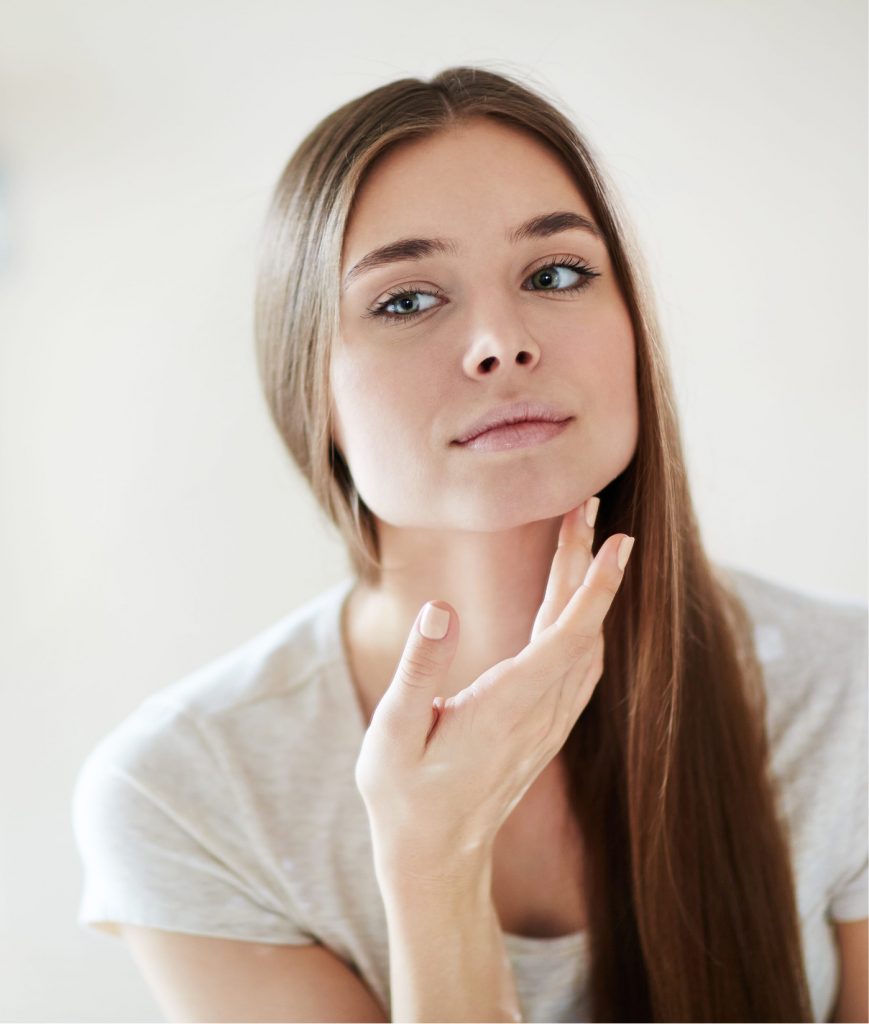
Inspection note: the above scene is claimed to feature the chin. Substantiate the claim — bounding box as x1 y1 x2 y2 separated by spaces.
438 489 579 533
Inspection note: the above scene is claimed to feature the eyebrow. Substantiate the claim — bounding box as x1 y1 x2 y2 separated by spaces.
342 209 602 290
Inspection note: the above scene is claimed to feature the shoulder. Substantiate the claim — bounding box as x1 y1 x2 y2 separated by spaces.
716 561 866 644
712 562 866 790
714 565 868 924
715 561 866 715
152 577 356 721
71 579 358 944
74 577 356 809
714 561 866 805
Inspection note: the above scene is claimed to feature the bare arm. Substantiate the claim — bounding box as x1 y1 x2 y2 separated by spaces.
830 918 868 1023
116 924 390 1022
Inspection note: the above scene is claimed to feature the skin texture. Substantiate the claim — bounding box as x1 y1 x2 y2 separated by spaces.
354 498 628 880
830 918 868 1022
333 116 639 726
353 496 632 1022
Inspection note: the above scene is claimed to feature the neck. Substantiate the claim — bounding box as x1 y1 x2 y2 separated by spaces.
342 513 564 717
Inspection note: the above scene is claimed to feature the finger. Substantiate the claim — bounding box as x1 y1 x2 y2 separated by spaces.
375 601 459 749
557 628 605 729
530 504 582 642
530 496 600 641
518 532 634 685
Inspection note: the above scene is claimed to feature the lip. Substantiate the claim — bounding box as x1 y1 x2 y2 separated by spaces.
451 400 573 445
455 418 572 452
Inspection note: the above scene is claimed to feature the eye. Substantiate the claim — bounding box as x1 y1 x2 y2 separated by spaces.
523 257 599 293
365 289 443 323
382 290 438 313
363 256 601 327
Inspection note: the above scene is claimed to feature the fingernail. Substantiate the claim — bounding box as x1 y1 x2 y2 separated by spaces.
419 602 450 640
617 536 635 571
585 496 600 529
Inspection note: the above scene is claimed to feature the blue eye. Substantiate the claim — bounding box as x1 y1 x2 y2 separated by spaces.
520 256 600 295
376 291 442 319
526 263 584 291
364 257 601 327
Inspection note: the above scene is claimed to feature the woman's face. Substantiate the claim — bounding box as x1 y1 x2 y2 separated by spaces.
332 116 638 533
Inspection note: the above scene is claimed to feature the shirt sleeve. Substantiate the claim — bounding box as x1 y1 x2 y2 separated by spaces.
828 608 868 923
71 697 316 945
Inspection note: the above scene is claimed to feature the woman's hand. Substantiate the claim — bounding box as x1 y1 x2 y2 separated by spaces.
353 497 635 889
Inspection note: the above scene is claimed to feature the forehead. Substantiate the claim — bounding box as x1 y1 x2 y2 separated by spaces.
343 118 591 251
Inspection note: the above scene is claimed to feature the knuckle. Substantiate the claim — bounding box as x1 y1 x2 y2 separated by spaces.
561 628 597 662
354 759 375 796
584 575 619 602
511 651 549 695
354 743 384 796
400 646 441 682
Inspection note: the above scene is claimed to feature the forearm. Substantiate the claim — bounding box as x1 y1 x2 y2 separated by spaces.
377 859 523 1024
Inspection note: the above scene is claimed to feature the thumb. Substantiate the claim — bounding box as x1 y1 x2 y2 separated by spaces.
378 601 458 736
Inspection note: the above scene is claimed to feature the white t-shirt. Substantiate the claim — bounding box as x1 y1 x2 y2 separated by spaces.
71 565 867 1023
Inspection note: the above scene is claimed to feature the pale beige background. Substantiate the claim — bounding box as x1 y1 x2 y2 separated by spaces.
0 0 865 1019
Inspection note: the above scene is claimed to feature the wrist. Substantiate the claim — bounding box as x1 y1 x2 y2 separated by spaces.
370 833 494 899
377 857 502 960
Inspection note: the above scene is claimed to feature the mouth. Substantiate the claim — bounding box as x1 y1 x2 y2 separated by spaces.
451 400 574 445
451 417 573 452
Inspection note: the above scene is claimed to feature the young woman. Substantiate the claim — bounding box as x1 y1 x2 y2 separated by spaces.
72 66 867 1022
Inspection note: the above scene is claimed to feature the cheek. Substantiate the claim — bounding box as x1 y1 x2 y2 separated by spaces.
550 301 634 382
589 313 639 458
555 306 638 447
601 348 635 412
579 301 636 390
329 345 447 523
330 346 435 466
331 348 385 436
338 340 442 416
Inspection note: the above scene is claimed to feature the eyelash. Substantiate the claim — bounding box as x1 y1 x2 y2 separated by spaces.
362 256 602 326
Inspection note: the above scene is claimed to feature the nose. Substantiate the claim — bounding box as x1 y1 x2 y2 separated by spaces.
460 302 541 377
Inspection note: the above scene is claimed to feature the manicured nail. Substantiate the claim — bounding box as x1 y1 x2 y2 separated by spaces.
419 602 450 640
617 536 635 571
585 496 600 529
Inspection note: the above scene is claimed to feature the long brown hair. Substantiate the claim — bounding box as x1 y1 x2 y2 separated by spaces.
253 64 813 1022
